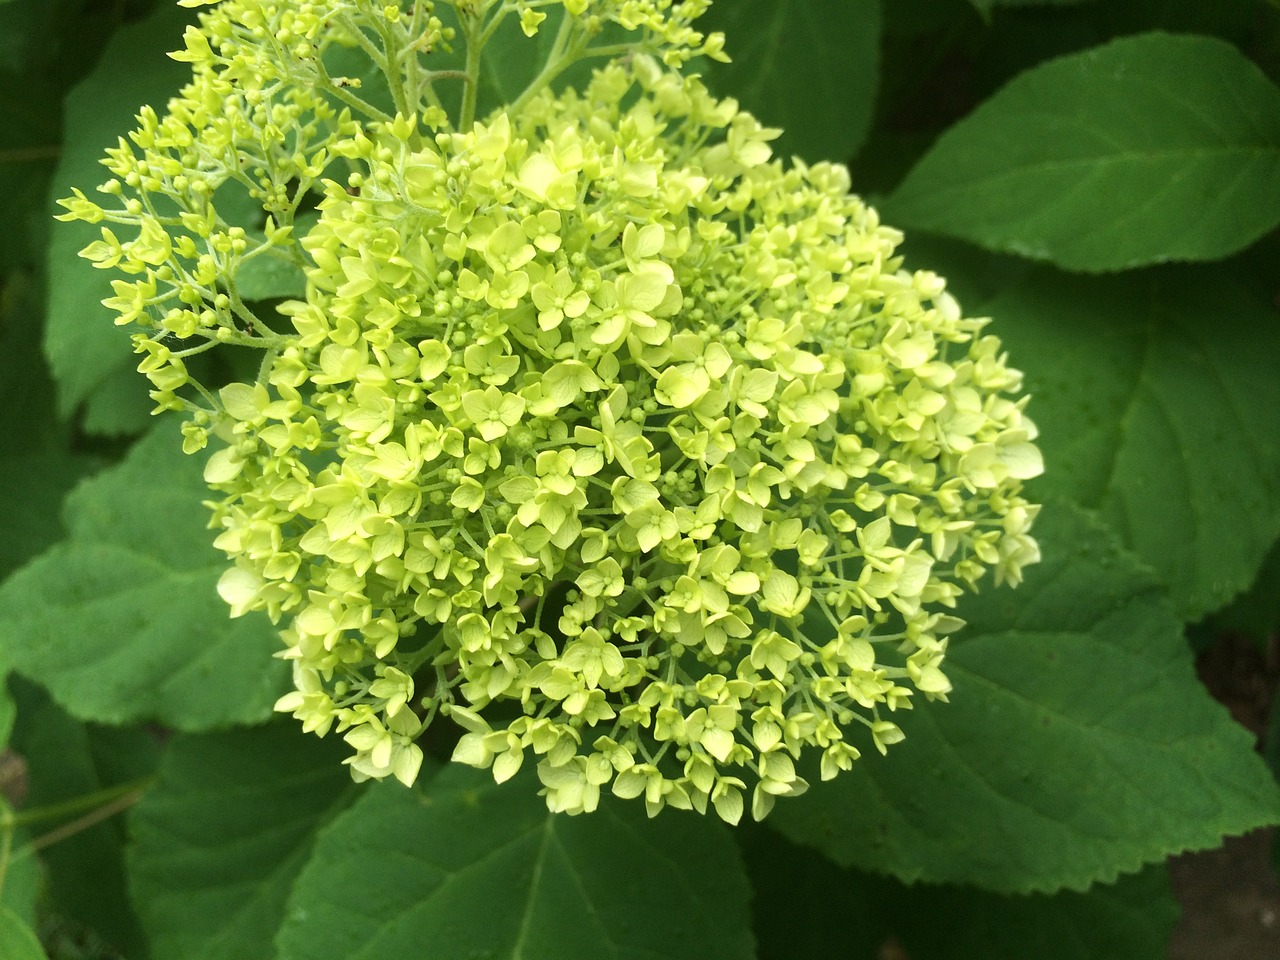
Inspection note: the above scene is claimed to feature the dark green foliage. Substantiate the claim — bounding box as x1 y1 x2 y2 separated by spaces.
701 0 882 163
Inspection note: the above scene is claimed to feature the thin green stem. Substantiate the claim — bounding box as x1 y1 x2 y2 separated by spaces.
15 787 149 861
402 2 450 114
324 77 395 124
420 80 446 115
426 69 472 83
402 630 446 675
312 50 394 123
459 10 485 130
476 2 513 48
336 11 392 73
172 338 222 360
257 342 284 386
507 14 583 115
575 42 640 61
2 776 156 834
373 15 413 117
227 289 282 340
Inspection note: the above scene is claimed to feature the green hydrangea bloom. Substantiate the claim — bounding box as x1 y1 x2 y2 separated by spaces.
59 0 1041 823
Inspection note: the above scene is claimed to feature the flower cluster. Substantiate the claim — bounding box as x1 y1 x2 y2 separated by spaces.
59 0 1041 822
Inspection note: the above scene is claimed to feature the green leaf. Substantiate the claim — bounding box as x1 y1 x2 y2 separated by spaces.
0 0 149 82
1192 536 1280 651
471 8 628 118
79 366 157 438
983 265 1280 620
128 723 355 960
235 254 308 303
0 905 47 960
888 865 1180 960
0 271 64 454
44 1 192 427
0 105 57 272
0 426 287 730
770 502 1280 894
7 679 159 958
898 234 1033 307
0 239 107 586
0 272 96 583
276 764 755 960
741 822 1179 960
478 8 576 108
739 825 881 960
885 33 1280 271
701 0 882 162
235 212 319 303
0 448 99 583
0 0 65 271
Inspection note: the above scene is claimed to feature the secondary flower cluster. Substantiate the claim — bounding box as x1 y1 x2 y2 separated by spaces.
60 0 1041 822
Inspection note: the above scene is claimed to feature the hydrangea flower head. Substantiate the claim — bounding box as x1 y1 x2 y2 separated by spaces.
59 0 1042 823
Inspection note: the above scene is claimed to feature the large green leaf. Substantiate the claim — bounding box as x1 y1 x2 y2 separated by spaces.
701 0 882 163
0 0 68 272
744 823 1179 960
984 265 1280 620
44 2 192 428
128 723 354 960
78 367 158 437
1191 535 1280 652
739 825 882 960
1 0 172 273
0 906 47 960
0 271 100 581
7 680 159 958
0 445 99 583
888 865 1179 960
884 33 1280 271
0 94 57 274
276 765 755 960
770 503 1280 894
0 426 287 730
0 271 65 454
234 211 319 303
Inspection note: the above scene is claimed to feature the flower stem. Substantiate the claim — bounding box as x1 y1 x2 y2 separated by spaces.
459 9 484 130
508 12 580 114
0 774 156 889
